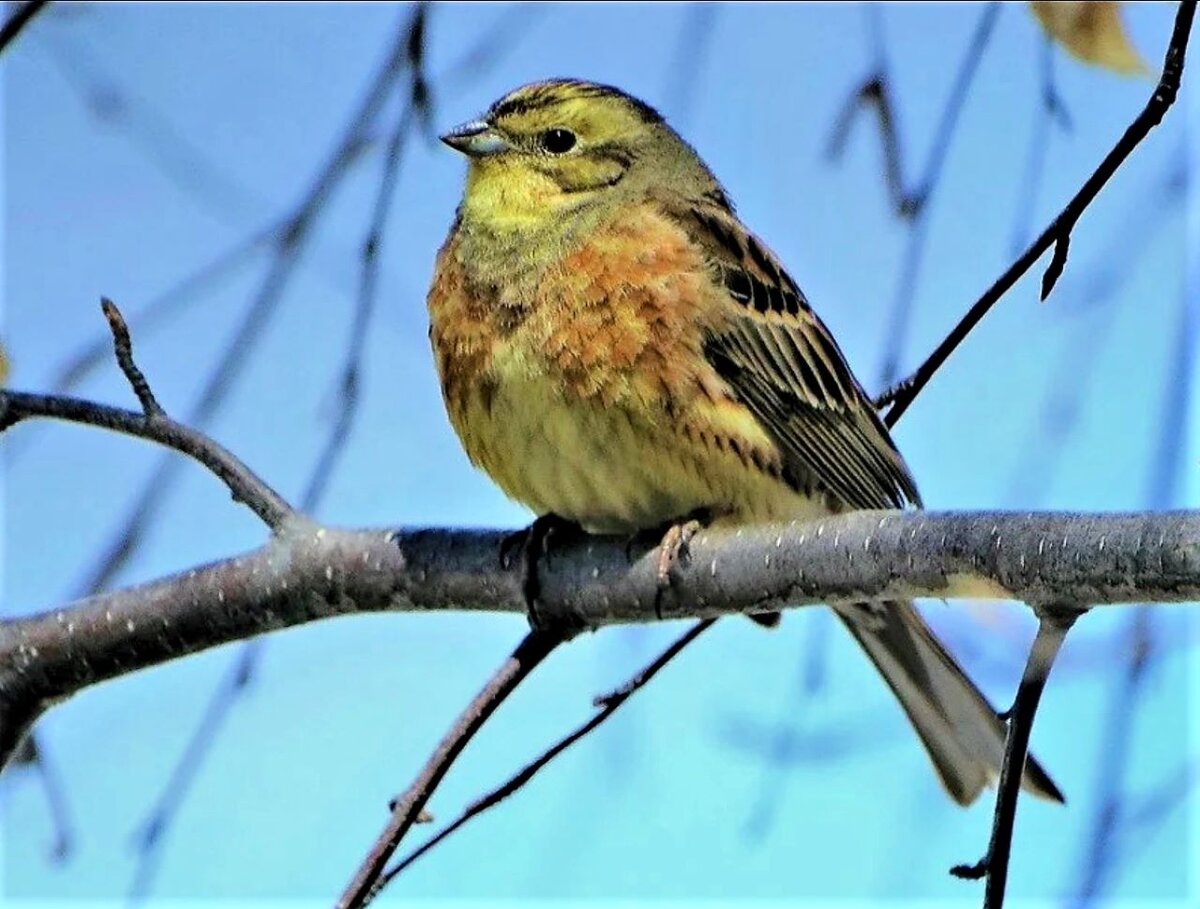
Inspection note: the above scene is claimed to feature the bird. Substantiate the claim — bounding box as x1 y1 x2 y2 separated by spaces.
426 78 1062 807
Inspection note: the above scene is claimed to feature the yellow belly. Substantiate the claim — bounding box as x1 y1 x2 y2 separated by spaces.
452 370 827 534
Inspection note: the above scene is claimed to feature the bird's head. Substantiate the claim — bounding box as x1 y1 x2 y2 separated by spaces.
442 79 727 231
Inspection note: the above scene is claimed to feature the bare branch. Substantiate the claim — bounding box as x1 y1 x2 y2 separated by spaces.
951 609 1080 907
338 630 564 909
0 0 47 56
0 383 294 532
3 508 1199 774
880 0 1197 424
379 619 716 885
100 297 163 418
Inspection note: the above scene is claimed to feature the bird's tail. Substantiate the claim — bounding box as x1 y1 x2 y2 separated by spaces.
833 599 1064 806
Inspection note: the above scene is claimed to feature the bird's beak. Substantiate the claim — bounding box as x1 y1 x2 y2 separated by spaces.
440 119 510 157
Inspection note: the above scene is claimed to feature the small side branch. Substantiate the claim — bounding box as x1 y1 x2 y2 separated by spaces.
881 0 1196 425
0 301 295 532
336 630 564 909
101 298 164 417
951 607 1081 907
378 619 717 885
0 0 47 56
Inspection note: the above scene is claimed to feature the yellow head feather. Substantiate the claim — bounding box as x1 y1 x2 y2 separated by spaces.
442 79 728 254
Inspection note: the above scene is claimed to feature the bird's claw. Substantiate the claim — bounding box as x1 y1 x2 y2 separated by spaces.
500 514 580 628
653 518 703 619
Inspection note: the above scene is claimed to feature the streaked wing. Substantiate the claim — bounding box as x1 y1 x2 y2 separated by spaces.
667 201 920 511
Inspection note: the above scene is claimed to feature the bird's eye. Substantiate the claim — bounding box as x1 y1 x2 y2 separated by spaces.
539 128 577 154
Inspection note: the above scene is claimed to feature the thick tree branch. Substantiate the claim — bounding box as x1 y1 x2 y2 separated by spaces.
3 508 1199 772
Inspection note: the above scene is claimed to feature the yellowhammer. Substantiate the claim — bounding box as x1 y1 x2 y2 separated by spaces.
427 79 1062 806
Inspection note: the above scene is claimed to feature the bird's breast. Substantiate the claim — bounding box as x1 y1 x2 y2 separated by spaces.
427 203 828 532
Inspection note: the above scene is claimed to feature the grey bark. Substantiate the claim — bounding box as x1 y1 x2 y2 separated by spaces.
3 508 1198 771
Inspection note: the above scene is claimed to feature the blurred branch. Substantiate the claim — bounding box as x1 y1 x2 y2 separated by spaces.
47 221 279 396
126 636 262 902
123 11 433 901
436 1 551 88
67 5 417 600
0 0 47 55
879 0 1197 423
35 26 265 227
664 3 721 127
826 4 910 218
7 732 74 861
1071 237 1197 907
1004 149 1184 506
1009 34 1072 256
829 2 1000 386
1070 610 1156 907
878 5 1007 389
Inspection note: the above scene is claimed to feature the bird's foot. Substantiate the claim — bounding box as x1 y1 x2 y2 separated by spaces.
500 514 582 629
652 514 710 620
639 511 779 627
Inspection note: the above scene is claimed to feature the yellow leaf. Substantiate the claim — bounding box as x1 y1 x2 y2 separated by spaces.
1030 1 1150 75
0 341 8 385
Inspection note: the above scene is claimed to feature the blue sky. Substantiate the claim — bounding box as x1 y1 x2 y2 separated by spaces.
2 2 1197 906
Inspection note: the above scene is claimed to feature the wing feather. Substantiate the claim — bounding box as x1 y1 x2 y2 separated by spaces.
669 201 921 511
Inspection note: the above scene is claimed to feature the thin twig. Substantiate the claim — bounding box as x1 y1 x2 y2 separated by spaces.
950 609 1080 907
379 619 715 885
0 303 294 531
337 630 564 909
101 298 163 417
0 0 47 56
881 0 1197 426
